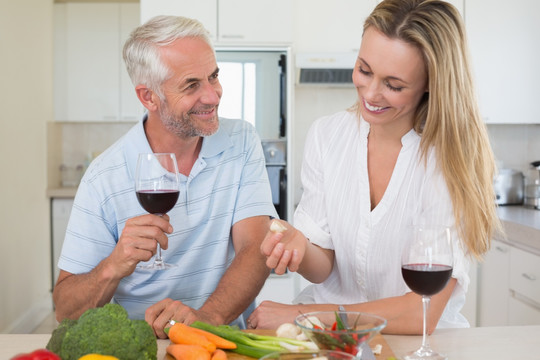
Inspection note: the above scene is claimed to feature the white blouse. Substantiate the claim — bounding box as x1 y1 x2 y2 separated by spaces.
293 110 470 328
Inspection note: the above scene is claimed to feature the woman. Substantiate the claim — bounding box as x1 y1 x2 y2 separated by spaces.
248 0 501 335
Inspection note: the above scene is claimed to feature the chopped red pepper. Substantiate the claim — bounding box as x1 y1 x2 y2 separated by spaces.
10 349 60 360
331 321 337 331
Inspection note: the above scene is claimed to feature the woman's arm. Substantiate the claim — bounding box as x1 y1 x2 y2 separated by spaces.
248 278 457 335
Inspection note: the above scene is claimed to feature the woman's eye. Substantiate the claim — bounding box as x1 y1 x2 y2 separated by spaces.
358 67 370 75
385 81 403 92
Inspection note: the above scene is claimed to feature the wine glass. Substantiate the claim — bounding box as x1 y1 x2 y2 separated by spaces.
401 225 453 360
135 153 180 270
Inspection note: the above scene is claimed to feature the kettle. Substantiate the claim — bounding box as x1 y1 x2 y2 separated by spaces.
524 161 540 209
494 169 524 205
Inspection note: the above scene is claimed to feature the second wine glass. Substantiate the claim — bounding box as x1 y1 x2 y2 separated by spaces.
135 153 180 270
401 225 453 360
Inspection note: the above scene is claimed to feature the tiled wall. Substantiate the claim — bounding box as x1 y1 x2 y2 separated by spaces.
49 92 540 201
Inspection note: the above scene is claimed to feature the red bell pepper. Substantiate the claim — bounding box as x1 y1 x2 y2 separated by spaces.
10 349 61 360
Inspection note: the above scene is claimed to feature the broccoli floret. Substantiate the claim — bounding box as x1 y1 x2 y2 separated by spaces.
46 303 157 360
46 317 77 354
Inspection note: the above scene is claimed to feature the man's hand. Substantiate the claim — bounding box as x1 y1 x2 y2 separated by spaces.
260 219 308 274
107 213 173 279
145 298 214 338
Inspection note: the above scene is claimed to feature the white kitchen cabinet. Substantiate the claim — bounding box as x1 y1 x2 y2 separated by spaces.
293 0 378 53
256 273 296 306
51 198 74 289
140 0 293 45
508 294 540 326
477 239 510 326
508 246 540 325
465 0 540 124
139 0 217 38
54 3 143 122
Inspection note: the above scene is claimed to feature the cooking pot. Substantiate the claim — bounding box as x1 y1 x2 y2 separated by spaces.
494 169 524 205
524 161 540 209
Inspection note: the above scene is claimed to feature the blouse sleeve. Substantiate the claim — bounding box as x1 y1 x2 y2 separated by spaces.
293 117 333 249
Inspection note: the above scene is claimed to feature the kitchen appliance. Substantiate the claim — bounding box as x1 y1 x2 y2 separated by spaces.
295 52 357 86
524 161 540 209
215 48 291 220
262 139 287 220
494 169 524 205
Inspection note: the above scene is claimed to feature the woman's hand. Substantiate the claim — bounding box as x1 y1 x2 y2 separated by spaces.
247 301 302 329
261 220 309 274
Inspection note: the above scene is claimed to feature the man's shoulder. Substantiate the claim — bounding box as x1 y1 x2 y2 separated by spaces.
219 117 256 135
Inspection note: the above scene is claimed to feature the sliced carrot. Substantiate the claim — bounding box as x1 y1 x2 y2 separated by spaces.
166 344 211 360
168 323 217 352
189 326 237 349
211 349 228 360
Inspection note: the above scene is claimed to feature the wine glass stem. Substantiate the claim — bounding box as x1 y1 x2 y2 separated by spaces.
420 295 432 352
154 244 163 265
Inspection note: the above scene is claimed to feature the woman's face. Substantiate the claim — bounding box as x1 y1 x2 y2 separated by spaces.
353 27 428 131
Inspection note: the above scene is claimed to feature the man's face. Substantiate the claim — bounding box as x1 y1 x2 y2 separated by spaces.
158 37 223 139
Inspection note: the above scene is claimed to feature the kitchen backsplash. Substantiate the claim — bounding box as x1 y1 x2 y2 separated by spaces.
48 92 540 204
487 124 540 173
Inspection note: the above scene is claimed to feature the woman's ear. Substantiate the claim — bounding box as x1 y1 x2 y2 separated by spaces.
135 85 159 112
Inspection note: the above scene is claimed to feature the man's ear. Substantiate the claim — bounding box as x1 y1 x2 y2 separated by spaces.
135 85 159 112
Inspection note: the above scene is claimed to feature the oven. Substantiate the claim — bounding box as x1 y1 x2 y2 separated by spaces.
262 139 287 220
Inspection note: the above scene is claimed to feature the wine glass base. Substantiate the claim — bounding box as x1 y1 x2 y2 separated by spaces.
403 348 447 360
137 262 177 271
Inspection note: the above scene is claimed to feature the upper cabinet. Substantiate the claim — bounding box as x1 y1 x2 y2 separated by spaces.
293 0 378 53
54 2 143 122
140 0 293 45
465 0 540 124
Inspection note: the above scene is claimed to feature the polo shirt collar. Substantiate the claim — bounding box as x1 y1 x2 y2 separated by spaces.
199 120 234 158
125 115 233 179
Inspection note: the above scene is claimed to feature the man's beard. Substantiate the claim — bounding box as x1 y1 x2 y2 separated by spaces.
159 100 219 138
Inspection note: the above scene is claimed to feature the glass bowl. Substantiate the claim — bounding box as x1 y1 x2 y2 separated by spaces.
259 349 356 359
294 311 387 357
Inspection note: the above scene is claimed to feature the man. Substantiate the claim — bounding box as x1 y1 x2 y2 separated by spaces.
52 15 276 338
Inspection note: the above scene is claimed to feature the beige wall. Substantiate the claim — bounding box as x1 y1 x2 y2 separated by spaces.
0 0 53 332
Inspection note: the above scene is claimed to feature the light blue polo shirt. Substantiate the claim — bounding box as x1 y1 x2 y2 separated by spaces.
58 116 277 326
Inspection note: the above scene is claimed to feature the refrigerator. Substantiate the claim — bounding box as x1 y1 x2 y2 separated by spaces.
216 48 291 221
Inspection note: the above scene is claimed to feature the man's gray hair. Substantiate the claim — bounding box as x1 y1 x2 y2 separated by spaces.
123 15 213 100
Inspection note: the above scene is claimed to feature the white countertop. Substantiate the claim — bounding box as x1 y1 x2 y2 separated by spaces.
4 326 540 359
384 325 540 359
496 205 540 254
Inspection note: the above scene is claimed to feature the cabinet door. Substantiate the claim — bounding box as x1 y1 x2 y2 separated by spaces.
64 3 120 122
294 0 378 53
139 0 217 40
120 3 144 121
466 0 540 124
256 274 296 306
508 294 540 326
218 0 293 43
51 198 74 288
477 239 510 326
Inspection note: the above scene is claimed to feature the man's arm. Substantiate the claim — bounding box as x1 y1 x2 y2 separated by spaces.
198 215 271 324
53 214 173 321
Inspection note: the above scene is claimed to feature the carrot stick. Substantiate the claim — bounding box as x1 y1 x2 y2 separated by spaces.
211 349 228 360
189 326 237 349
168 323 217 353
166 344 211 360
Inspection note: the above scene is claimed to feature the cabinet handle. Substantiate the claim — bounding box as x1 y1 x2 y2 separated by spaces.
522 273 537 281
221 34 244 39
495 246 508 253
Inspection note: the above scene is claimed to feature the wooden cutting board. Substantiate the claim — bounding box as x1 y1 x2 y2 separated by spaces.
162 331 395 359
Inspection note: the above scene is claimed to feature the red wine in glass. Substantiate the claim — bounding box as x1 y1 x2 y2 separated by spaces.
402 226 453 360
135 153 180 270
136 190 179 215
401 264 453 296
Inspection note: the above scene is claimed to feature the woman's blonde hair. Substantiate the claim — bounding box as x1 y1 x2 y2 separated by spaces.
362 0 501 259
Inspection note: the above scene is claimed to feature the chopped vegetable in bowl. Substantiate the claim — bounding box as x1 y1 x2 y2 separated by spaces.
294 311 386 356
